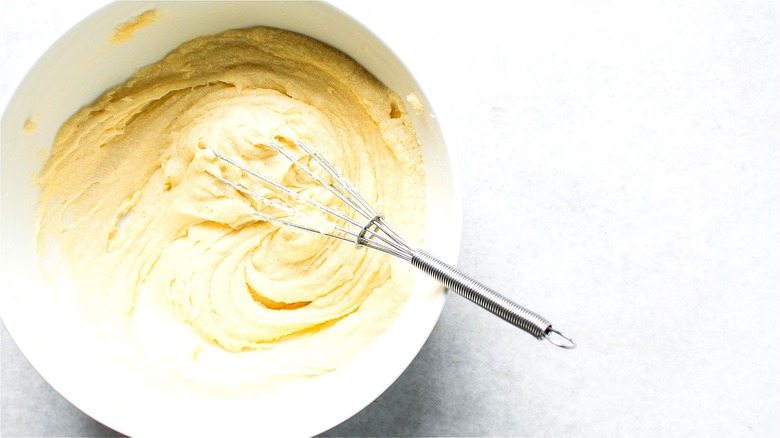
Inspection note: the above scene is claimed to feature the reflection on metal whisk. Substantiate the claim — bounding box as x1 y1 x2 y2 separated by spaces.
208 140 575 349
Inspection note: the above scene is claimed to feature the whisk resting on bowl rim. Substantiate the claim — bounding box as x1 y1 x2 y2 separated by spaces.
208 139 575 349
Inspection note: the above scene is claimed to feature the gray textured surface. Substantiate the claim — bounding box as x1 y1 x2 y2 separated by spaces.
2 0 780 436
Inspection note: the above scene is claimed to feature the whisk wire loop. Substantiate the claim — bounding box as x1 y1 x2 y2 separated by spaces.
209 148 414 260
294 140 379 219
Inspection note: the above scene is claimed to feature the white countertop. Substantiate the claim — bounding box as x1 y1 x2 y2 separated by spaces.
2 1 779 436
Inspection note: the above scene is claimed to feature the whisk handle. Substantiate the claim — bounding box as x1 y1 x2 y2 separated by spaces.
411 250 574 348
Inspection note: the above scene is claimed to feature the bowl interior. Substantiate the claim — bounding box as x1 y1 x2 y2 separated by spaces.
0 1 461 436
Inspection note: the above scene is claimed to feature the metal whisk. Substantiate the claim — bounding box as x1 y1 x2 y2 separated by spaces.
208 139 575 349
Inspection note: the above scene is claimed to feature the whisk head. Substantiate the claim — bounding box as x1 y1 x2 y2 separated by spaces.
207 139 417 261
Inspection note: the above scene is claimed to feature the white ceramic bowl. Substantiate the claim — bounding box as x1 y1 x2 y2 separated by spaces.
0 1 461 436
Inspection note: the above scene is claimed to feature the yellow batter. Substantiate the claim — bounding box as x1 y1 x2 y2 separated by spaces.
35 27 424 392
